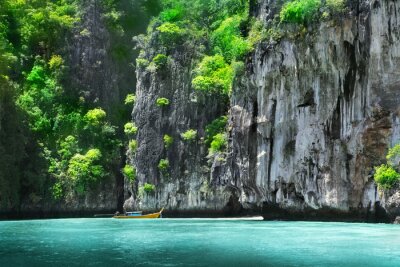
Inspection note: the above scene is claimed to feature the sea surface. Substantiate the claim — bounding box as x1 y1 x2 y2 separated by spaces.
0 218 399 266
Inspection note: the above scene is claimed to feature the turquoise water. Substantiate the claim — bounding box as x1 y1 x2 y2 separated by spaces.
1 219 400 266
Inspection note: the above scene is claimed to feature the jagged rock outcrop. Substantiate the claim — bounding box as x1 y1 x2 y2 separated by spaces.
129 0 400 221
227 0 400 220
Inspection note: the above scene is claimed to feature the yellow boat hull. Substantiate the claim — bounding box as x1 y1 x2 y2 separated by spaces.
113 209 163 219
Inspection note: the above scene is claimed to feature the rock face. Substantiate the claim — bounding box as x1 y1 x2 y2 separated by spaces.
62 0 123 213
68 0 135 119
127 31 231 213
129 0 400 221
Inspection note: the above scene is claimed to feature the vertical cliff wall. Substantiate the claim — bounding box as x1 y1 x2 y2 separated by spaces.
131 0 400 221
229 0 400 219
126 28 231 213
51 0 159 214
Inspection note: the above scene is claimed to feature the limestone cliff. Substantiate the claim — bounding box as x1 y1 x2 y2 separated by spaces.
126 28 231 213
129 0 400 221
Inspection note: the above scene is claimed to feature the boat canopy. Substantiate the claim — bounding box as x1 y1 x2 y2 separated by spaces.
126 211 143 216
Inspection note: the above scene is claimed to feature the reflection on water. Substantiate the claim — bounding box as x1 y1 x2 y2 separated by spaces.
0 219 399 266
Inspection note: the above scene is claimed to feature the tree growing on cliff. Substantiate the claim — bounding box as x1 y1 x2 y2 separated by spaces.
181 129 197 142
374 144 400 189
156 97 170 107
124 122 138 135
124 94 136 105
67 149 106 194
163 134 174 148
192 55 233 95
122 165 136 182
128 140 138 153
280 0 321 25
158 159 170 174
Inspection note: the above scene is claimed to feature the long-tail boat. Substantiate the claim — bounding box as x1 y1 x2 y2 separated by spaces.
113 208 164 219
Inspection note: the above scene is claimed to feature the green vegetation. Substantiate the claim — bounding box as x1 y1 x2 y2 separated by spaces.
0 0 150 205
181 129 197 142
163 134 174 148
136 58 150 69
386 144 400 165
209 133 228 154
205 116 228 155
158 159 170 173
15 57 120 198
205 116 228 145
326 0 346 13
52 182 63 200
280 0 346 24
159 4 184 22
374 164 400 189
157 22 185 43
280 0 321 25
153 54 168 67
122 165 136 182
85 108 107 126
211 15 251 62
156 97 170 107
124 94 136 105
49 55 64 69
129 140 138 153
143 183 156 192
145 0 252 96
374 144 400 189
192 55 234 95
124 122 138 135
138 182 156 197
67 149 106 194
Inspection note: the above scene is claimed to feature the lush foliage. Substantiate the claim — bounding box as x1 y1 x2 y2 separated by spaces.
211 15 251 62
129 140 138 153
386 144 400 166
152 54 168 67
374 164 400 189
156 97 170 107
209 133 228 154
49 55 64 69
124 94 136 105
52 182 63 200
148 0 251 96
122 165 136 182
136 58 150 69
192 55 234 95
163 134 174 148
67 149 105 194
15 57 121 199
143 183 156 192
280 0 321 24
205 116 228 145
85 108 107 126
158 159 170 173
205 116 228 155
0 0 132 205
181 129 197 142
138 182 156 196
326 0 346 13
124 122 138 135
156 22 184 43
374 144 400 189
